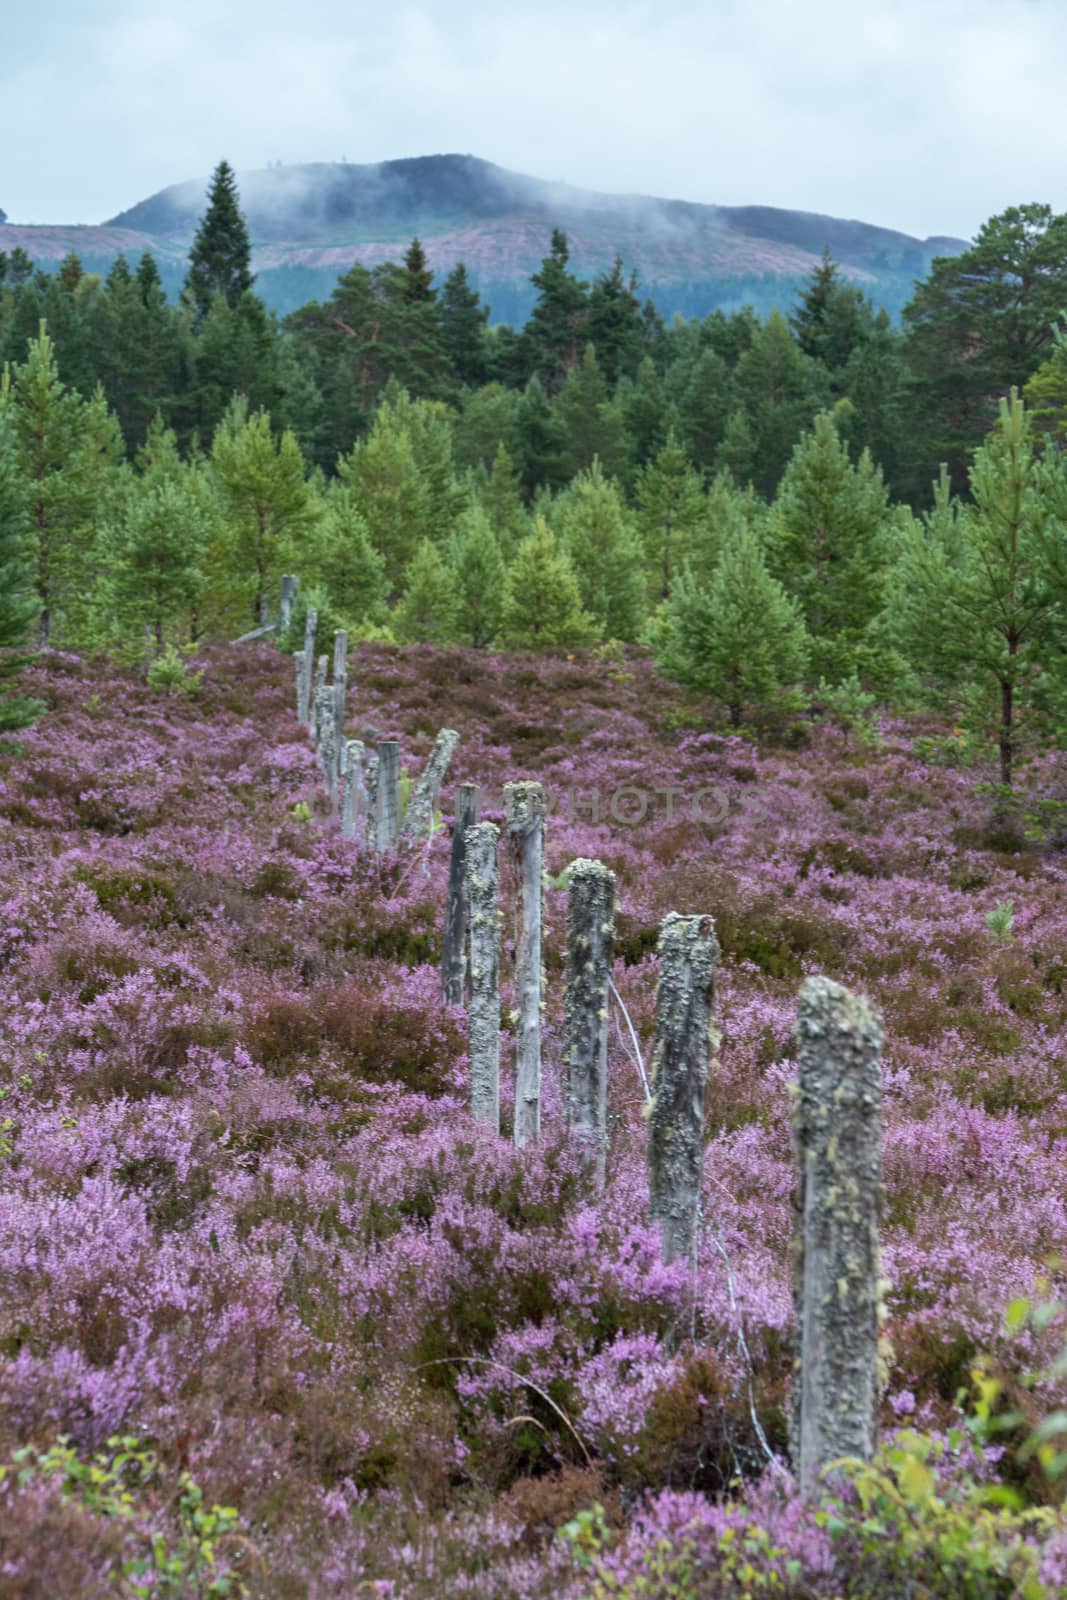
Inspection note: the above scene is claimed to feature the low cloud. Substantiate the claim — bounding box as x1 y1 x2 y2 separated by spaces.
4 0 1066 238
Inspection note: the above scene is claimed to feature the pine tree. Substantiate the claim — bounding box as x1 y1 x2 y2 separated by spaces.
634 429 708 598
585 257 644 386
771 407 892 678
448 505 506 646
185 160 254 322
553 458 646 641
555 344 627 479
731 309 829 496
0 376 42 732
888 391 1064 789
393 538 461 644
499 519 593 649
524 230 589 392
475 440 529 554
337 404 432 595
622 355 668 469
318 488 390 626
210 400 314 621
515 375 568 494
679 346 731 473
658 526 810 725
440 263 489 387
110 475 209 651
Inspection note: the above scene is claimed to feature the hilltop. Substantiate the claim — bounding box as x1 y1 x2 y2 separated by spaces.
2 153 966 320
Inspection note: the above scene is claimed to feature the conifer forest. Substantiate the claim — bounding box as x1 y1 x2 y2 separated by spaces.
4 157 1067 1597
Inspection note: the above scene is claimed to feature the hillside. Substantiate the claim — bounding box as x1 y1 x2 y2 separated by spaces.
2 638 1066 1592
1 153 967 321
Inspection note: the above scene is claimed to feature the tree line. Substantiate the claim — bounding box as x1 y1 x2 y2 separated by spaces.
2 161 1067 806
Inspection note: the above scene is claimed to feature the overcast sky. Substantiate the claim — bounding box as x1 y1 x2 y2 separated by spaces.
4 0 1065 238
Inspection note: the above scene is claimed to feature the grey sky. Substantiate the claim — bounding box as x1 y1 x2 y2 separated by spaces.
4 0 1065 238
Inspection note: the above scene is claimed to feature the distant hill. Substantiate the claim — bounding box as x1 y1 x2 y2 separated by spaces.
3 154 968 323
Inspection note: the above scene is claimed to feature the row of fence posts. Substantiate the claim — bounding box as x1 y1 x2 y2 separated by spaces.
260 576 884 1496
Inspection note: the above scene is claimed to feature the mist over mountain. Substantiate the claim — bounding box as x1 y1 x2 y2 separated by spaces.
5 154 967 322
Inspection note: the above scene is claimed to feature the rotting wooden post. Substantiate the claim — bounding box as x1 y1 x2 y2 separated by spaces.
373 741 400 854
564 859 616 1192
309 654 328 743
402 728 459 843
280 575 299 631
648 912 719 1267
792 976 883 1498
332 629 348 760
295 649 308 724
505 781 545 1149
442 784 480 1005
465 820 500 1131
301 608 318 728
314 685 338 808
340 739 366 840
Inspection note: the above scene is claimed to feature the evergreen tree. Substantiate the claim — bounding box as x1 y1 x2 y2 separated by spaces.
903 204 1067 495
451 383 519 472
715 407 757 486
337 402 432 594
678 346 731 473
110 475 209 651
440 263 489 387
448 505 506 646
731 309 829 496
635 429 708 598
0 377 43 732
402 239 435 303
393 538 461 644
657 526 810 725
210 400 314 620
888 391 1064 789
622 354 668 469
555 343 628 479
771 407 892 679
185 160 254 322
524 230 589 392
499 519 593 648
585 257 644 386
553 458 646 641
515 375 569 494
318 488 390 626
473 440 529 554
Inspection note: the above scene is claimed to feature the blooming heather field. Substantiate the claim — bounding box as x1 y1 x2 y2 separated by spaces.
2 642 1067 1595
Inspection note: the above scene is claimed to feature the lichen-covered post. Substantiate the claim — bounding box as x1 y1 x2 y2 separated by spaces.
373 741 400 854
402 728 459 843
280 574 299 631
792 976 883 1497
505 781 545 1148
309 654 328 743
564 859 616 1192
442 784 480 1005
340 739 366 840
465 820 500 1131
301 608 318 728
647 913 719 1266
332 629 348 760
294 649 308 723
314 685 339 808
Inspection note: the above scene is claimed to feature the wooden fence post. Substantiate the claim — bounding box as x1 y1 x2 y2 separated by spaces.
402 728 459 843
465 820 500 1131
564 859 616 1191
442 784 480 1004
505 781 545 1149
280 575 299 631
294 649 308 723
310 654 328 743
340 739 366 840
314 685 338 808
373 741 400 854
333 629 348 760
648 912 719 1266
301 608 318 729
792 976 883 1497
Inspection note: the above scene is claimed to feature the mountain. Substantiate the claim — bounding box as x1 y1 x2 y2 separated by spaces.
3 154 967 323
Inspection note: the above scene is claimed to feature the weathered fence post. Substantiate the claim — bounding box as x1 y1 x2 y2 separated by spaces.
301 608 318 729
402 728 459 843
564 859 616 1191
465 820 500 1131
442 784 480 1004
792 976 883 1497
294 650 308 724
505 781 545 1149
648 912 719 1267
333 629 348 758
373 741 400 854
309 654 328 743
314 685 339 808
340 739 366 840
280 575 299 632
